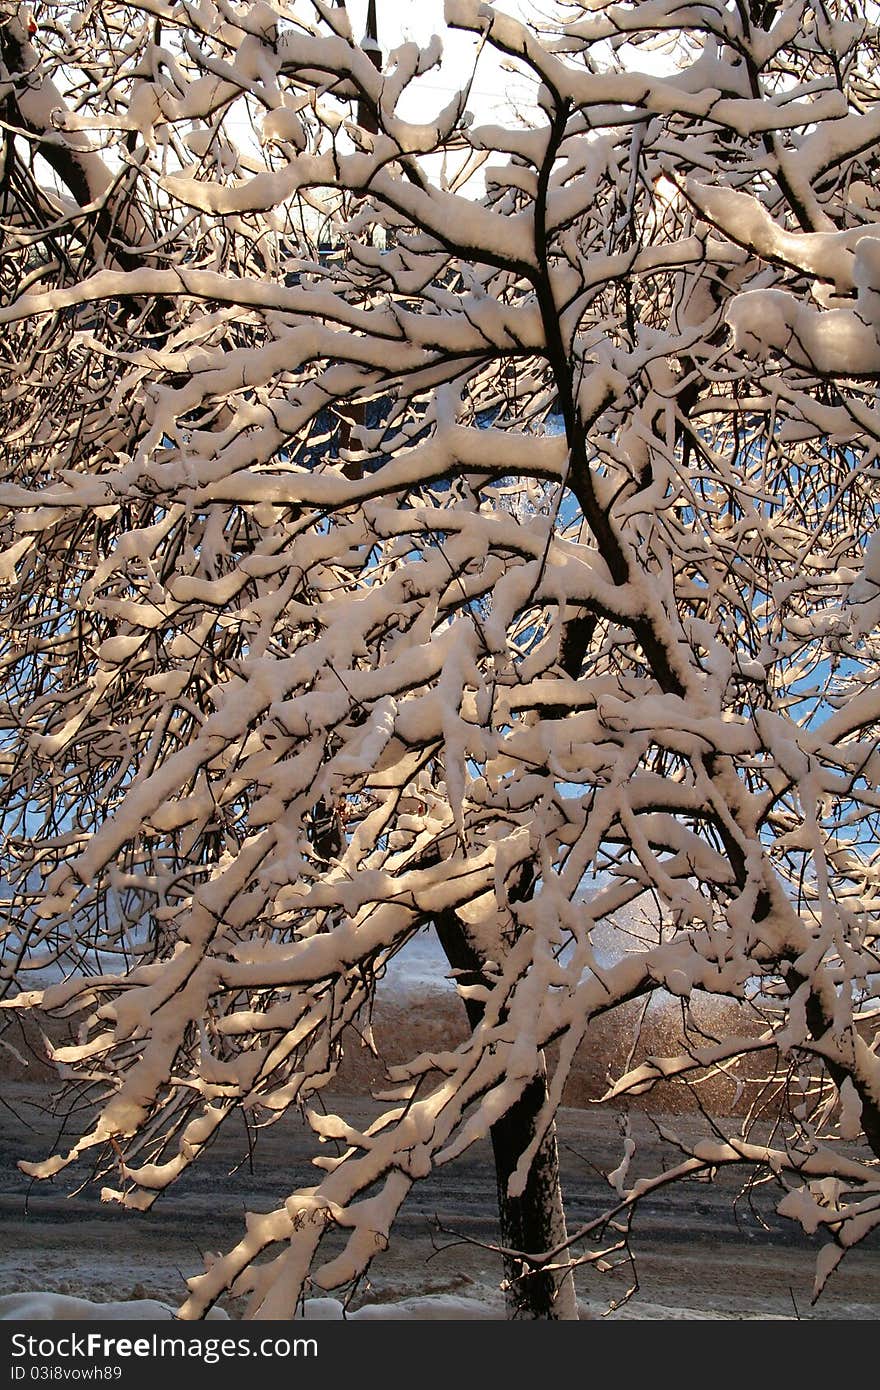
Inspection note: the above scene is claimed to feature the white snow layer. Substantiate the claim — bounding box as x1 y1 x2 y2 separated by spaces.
0 1293 229 1321
0 1291 789 1321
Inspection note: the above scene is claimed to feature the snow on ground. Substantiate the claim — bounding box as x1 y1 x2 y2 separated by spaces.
0 1293 229 1321
299 1295 789 1320
0 1292 790 1321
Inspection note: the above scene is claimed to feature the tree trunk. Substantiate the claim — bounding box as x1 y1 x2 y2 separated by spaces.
488 1059 579 1319
434 911 579 1320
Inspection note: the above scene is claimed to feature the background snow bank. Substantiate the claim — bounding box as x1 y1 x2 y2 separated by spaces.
380 910 627 999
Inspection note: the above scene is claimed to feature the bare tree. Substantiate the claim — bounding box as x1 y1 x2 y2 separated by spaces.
1 0 880 1319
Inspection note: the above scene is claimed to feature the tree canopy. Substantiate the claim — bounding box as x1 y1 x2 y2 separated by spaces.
1 0 880 1318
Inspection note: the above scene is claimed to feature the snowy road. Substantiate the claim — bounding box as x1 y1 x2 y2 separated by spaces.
2 1080 878 1321
2 936 878 1320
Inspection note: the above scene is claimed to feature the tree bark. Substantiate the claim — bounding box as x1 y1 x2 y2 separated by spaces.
434 911 579 1319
